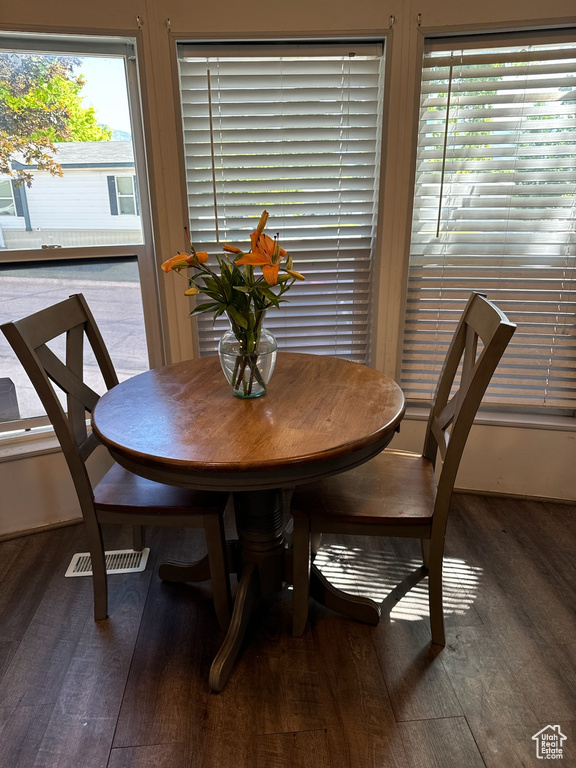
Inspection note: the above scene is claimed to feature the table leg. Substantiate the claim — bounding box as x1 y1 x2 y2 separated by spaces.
284 544 381 628
158 554 211 582
309 563 381 625
158 542 238 583
209 561 259 692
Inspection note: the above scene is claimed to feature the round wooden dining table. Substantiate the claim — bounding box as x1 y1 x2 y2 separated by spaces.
92 352 405 691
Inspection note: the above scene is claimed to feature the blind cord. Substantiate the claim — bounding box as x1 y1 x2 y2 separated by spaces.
206 67 220 243
436 58 454 238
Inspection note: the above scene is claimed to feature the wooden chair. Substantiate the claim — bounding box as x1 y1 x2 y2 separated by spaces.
1 294 232 630
291 292 516 644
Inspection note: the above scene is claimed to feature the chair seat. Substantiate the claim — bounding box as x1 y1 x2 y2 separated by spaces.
290 449 436 525
94 462 228 515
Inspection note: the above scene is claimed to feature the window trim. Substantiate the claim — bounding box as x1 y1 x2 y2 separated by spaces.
0 178 17 217
115 175 138 216
108 174 140 216
0 32 164 437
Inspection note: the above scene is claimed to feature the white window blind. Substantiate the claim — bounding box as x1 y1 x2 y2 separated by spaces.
402 36 576 411
177 43 385 362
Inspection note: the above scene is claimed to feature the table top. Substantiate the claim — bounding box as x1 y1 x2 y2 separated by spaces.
92 353 405 491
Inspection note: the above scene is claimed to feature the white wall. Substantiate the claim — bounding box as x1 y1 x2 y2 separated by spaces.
0 0 574 537
0 443 112 539
0 449 81 537
392 418 576 500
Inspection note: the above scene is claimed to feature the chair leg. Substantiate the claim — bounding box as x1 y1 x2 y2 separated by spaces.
427 542 445 647
292 515 312 636
85 519 108 621
204 514 232 632
311 532 322 558
132 525 145 551
421 538 430 568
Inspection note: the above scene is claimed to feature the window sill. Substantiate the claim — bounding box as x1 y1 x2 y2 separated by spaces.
0 428 61 463
405 406 576 432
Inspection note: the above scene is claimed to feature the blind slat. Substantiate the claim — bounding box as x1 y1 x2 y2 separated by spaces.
402 37 576 411
178 44 384 363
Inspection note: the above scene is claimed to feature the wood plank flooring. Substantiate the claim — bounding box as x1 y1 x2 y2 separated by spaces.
0 494 574 768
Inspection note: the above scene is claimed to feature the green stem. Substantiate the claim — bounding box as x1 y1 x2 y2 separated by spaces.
247 360 255 394
231 354 241 387
227 305 270 396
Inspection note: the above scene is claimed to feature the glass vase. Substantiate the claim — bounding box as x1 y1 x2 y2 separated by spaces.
218 326 277 399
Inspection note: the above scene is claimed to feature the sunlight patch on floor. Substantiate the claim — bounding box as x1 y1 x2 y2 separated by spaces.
313 545 482 621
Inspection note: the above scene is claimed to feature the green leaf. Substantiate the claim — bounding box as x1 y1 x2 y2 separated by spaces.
189 301 222 316
197 286 220 298
203 277 221 294
233 285 251 293
257 286 280 307
227 305 249 328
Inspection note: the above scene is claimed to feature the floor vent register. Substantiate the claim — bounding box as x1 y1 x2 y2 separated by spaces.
65 548 150 577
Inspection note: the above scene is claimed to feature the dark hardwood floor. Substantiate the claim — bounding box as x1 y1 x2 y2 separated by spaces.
0 493 574 768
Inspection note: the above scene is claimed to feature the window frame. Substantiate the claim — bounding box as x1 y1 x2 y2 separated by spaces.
0 178 16 217
0 32 163 436
116 175 135 215
398 27 576 420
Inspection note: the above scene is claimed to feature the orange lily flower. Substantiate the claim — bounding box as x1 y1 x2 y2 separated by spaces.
236 232 287 286
161 252 195 273
161 250 208 273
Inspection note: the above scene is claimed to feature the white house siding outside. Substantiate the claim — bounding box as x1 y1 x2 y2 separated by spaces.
0 141 143 249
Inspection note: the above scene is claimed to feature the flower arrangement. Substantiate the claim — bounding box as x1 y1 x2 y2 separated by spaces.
161 210 304 397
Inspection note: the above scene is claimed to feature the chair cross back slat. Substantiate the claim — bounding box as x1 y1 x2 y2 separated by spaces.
425 292 516 496
433 324 484 457
66 323 92 449
2 295 118 459
35 342 101 413
34 324 102 451
78 431 101 462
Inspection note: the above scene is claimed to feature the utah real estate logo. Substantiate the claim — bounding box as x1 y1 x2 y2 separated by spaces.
532 725 567 760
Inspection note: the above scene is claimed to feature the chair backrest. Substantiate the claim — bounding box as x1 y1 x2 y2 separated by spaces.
422 292 516 527
1 294 118 513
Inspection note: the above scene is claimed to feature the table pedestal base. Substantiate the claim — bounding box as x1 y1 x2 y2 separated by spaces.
159 489 381 692
158 555 212 582
158 542 238 584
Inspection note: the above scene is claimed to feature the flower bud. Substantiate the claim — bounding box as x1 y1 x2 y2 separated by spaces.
286 269 305 281
223 243 243 254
